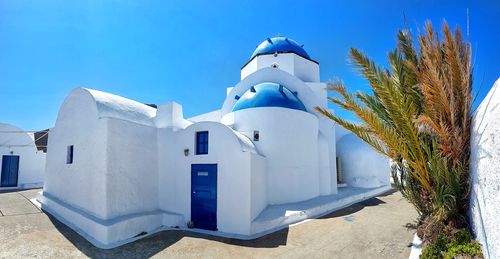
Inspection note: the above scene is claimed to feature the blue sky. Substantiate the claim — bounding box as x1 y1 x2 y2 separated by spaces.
0 0 499 130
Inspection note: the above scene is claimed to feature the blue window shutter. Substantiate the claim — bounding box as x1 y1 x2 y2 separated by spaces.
196 131 209 155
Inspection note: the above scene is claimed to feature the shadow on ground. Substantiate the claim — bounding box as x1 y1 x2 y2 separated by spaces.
46 189 395 258
47 214 289 259
319 189 395 219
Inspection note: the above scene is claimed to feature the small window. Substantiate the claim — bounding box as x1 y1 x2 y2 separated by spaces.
196 131 209 155
253 130 260 141
66 145 74 164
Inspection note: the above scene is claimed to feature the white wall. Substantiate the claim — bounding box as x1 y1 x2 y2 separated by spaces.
250 153 267 220
224 107 320 204
293 54 320 82
223 68 337 196
158 121 264 235
105 118 159 219
42 88 166 246
469 78 500 259
241 54 294 80
188 110 221 123
0 123 45 189
318 132 332 195
44 88 109 218
241 53 319 83
335 124 351 142
306 82 327 107
336 133 390 188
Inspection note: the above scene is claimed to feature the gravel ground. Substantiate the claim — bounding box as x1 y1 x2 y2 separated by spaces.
0 188 417 259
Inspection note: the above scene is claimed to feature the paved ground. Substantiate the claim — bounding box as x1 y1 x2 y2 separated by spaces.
0 188 417 259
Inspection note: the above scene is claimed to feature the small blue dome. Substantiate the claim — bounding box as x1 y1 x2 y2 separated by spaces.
250 37 311 60
232 82 307 112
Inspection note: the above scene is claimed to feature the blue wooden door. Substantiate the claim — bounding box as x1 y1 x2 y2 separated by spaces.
1 155 20 187
191 164 217 230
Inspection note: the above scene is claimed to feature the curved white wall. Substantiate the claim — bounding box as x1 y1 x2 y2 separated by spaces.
45 88 161 221
44 88 109 218
158 121 266 235
223 107 320 204
336 134 389 188
469 78 500 259
0 123 45 189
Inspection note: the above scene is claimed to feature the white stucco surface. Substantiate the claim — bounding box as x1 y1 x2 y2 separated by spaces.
188 109 222 123
223 107 320 204
469 78 500 259
335 124 351 142
157 121 264 236
241 53 319 82
336 134 390 188
0 123 45 189
86 88 156 126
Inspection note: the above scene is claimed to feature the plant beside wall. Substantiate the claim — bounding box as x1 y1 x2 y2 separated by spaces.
317 21 483 258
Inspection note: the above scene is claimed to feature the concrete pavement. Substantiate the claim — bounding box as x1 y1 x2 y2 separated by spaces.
0 188 417 258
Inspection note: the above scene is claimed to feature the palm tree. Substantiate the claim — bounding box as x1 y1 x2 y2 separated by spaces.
316 21 473 237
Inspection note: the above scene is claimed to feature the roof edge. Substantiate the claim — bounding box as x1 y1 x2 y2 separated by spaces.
241 51 319 70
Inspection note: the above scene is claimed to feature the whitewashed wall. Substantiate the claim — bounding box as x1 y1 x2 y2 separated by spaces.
43 89 109 218
188 110 221 123
223 67 337 195
158 121 264 235
241 53 319 82
336 133 390 188
105 118 159 219
223 107 320 204
469 78 500 259
41 88 162 246
250 153 267 220
335 124 351 142
0 123 45 189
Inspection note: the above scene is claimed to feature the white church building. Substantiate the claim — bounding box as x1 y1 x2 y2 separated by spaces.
38 36 390 248
0 123 45 190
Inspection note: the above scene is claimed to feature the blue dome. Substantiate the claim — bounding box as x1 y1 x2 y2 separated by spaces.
232 82 307 112
250 37 311 60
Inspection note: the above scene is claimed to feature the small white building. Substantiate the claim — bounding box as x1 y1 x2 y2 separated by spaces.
0 123 46 190
39 37 390 248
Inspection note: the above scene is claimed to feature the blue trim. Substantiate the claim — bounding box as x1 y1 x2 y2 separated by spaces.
232 82 307 112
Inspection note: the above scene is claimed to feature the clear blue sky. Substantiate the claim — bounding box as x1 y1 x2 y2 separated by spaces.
1 0 499 130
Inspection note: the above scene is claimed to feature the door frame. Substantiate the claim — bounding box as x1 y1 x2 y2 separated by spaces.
1 155 20 187
190 163 218 231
